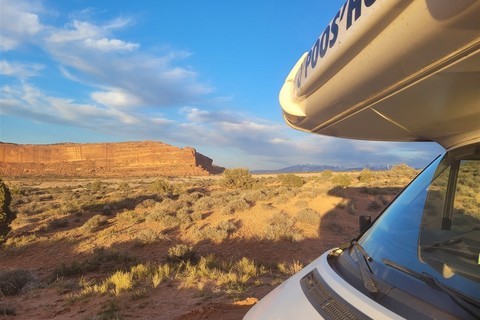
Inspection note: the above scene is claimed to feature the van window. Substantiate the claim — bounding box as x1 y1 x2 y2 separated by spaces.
359 144 480 301
419 159 480 283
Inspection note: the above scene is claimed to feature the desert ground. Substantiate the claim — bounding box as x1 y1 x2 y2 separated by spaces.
0 167 418 319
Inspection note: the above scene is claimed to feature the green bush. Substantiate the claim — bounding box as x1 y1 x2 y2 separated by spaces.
135 229 169 245
0 180 15 244
265 212 303 242
320 170 333 180
358 169 373 182
167 244 198 264
220 168 255 190
203 220 237 242
278 174 304 188
151 179 183 195
222 198 250 215
296 208 320 226
82 215 108 233
367 200 381 212
389 163 417 178
241 190 269 202
0 269 35 295
193 196 216 212
332 174 353 188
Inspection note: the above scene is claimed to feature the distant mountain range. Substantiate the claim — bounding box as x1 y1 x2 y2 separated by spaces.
251 164 390 174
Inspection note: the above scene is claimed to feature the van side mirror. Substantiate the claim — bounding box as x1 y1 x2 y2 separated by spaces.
359 215 372 234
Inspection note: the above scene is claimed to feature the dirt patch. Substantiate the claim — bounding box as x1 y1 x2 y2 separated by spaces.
0 171 412 319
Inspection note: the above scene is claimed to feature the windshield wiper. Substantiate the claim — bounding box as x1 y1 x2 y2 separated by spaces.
383 258 480 318
351 240 391 300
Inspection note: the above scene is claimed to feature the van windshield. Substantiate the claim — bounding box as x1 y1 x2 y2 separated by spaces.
359 144 480 301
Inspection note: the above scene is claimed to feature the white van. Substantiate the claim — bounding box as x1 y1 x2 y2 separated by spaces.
244 1 479 319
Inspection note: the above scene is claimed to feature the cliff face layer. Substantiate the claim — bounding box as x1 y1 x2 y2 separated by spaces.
0 141 224 177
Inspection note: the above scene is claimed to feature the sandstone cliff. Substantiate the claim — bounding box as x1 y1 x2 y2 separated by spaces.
0 141 224 177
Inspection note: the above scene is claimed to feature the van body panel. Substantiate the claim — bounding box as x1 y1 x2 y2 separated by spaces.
244 251 404 320
280 0 480 149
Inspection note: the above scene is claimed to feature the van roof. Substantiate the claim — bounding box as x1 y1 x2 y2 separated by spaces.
279 0 480 150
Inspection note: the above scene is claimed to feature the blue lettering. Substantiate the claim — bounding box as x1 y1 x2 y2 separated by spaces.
295 0 378 89
347 0 362 29
319 25 330 58
339 2 348 21
296 66 303 88
311 39 320 69
304 51 312 78
329 11 340 48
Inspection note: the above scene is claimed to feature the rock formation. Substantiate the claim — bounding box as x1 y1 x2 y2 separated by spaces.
0 141 224 177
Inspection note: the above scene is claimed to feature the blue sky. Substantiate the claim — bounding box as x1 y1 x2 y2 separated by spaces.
0 0 444 170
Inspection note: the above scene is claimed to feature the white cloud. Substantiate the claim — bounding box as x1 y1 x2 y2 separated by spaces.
1 0 213 110
47 20 104 43
0 60 44 79
0 83 142 127
0 0 44 51
91 88 143 108
83 38 139 52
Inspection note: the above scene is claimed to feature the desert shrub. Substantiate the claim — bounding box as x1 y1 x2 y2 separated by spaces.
117 181 130 191
108 271 133 296
367 200 381 212
276 186 289 194
178 191 204 205
136 198 158 209
378 195 390 206
325 221 344 234
265 212 303 242
48 219 69 230
53 248 135 278
347 201 357 215
220 168 256 190
296 208 320 226
152 264 174 288
117 210 146 224
222 198 250 215
358 169 373 182
190 211 203 221
275 195 289 205
390 163 417 178
319 170 333 180
82 215 108 233
87 180 106 193
278 174 304 188
0 269 35 296
0 180 15 244
241 190 269 202
332 174 353 188
234 257 257 278
160 198 190 213
202 220 237 242
0 305 16 316
145 209 179 228
176 208 194 225
294 200 309 208
277 260 304 276
217 220 237 234
193 196 216 212
167 244 198 264
135 229 170 245
4 234 37 249
151 179 183 195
